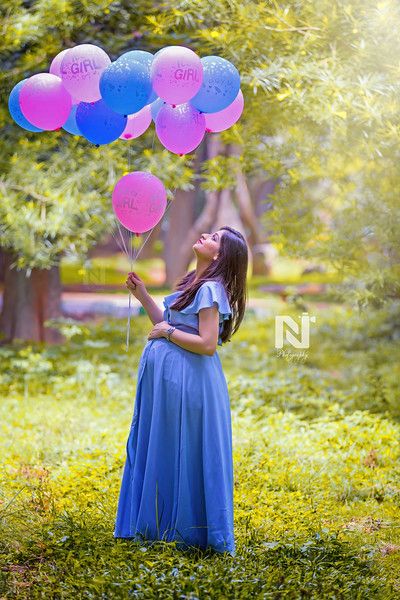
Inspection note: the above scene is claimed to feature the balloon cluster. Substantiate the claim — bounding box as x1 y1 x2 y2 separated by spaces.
9 44 244 154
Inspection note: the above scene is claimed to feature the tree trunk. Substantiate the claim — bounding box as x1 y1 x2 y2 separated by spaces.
0 250 64 344
164 188 196 288
0 248 5 282
163 135 224 288
231 145 274 276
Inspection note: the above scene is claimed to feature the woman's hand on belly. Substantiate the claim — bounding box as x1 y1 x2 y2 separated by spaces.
147 309 219 357
147 320 171 340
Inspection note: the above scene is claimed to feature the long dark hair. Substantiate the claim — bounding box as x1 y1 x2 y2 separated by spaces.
169 226 248 344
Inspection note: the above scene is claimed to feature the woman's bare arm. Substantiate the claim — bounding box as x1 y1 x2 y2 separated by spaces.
140 291 164 326
125 273 164 326
154 306 220 356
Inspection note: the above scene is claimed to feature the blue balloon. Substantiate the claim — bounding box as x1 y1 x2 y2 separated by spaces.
76 100 127 145
62 104 81 135
146 88 158 105
8 80 43 132
118 50 153 68
100 56 152 115
190 56 240 113
117 51 157 106
150 97 165 122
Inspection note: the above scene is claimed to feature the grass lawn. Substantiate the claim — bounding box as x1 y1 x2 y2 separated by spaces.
0 302 399 598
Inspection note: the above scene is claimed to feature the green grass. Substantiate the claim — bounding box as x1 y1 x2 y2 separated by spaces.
1 303 399 598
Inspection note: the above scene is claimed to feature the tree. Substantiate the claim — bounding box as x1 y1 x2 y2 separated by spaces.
0 0 192 342
2 0 399 343
153 0 400 307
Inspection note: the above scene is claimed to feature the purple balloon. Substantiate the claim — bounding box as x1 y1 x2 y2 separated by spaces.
60 44 111 103
119 105 152 140
155 103 205 155
205 90 244 132
50 49 69 75
19 73 72 130
151 46 203 104
49 49 80 104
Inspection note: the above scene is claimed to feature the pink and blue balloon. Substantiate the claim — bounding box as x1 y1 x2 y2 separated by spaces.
155 103 205 155
119 105 152 140
60 44 111 103
76 100 127 145
112 171 167 233
205 89 244 132
8 80 43 132
100 55 152 115
8 44 243 149
19 73 72 130
151 46 203 104
191 56 240 113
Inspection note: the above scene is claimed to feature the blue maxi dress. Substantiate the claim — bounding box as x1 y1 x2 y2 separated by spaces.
113 280 235 555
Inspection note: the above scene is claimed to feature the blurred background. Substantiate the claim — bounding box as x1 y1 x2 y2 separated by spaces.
1 1 400 597
1 0 399 343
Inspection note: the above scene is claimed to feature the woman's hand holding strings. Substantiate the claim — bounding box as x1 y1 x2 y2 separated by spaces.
125 272 148 304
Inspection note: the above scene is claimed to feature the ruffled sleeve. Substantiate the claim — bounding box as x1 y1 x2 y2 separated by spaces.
179 280 232 322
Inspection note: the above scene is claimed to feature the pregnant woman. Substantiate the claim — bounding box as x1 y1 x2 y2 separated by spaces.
113 225 248 556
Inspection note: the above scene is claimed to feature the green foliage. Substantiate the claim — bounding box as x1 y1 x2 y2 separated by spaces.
142 0 400 307
2 0 400 308
1 307 399 597
0 0 196 271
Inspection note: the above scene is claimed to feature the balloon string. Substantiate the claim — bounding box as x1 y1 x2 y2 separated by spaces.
126 230 134 351
116 220 130 257
124 189 176 352
110 227 127 256
110 220 132 350
125 139 134 352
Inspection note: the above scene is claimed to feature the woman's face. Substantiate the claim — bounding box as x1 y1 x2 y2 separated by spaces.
193 230 224 261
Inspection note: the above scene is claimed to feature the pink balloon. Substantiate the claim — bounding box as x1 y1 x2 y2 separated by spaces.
60 44 111 103
19 73 72 130
155 103 205 155
119 105 152 140
151 46 203 104
204 90 244 133
49 49 80 104
112 171 167 233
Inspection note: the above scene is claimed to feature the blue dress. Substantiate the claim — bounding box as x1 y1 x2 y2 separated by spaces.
113 280 235 556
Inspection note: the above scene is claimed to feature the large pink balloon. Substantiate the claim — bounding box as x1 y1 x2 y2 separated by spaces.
155 103 205 155
151 46 203 104
205 90 244 133
60 44 111 102
49 49 79 104
119 105 152 140
112 171 167 233
19 73 72 130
